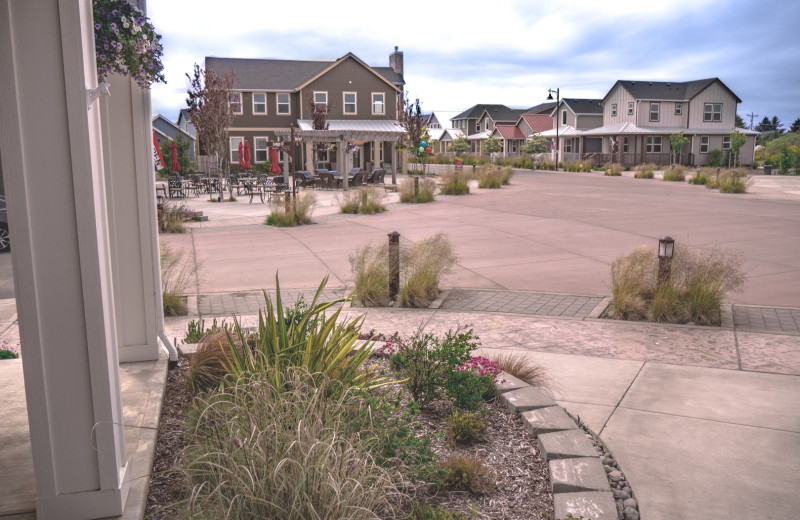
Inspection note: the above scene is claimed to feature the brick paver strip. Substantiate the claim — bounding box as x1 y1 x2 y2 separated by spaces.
732 304 800 334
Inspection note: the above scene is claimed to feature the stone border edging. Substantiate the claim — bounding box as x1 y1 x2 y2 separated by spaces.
495 372 640 520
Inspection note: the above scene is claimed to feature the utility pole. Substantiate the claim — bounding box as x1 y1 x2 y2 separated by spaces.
746 112 758 130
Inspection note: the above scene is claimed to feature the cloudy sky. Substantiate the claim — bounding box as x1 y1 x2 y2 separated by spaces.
148 0 799 130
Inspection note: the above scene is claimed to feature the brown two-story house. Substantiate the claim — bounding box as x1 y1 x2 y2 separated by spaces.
206 48 405 172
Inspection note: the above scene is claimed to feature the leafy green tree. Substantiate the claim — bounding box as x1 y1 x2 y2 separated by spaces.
520 134 548 155
483 135 503 158
669 132 689 165
729 130 747 168
735 114 746 129
449 135 469 156
790 118 800 133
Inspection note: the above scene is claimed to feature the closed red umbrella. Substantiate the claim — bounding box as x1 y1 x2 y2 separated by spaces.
170 140 180 172
269 148 281 174
238 141 245 169
243 140 252 170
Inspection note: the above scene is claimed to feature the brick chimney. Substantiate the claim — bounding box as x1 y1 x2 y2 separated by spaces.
389 46 403 76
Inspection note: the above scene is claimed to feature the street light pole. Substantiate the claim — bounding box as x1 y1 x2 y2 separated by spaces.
547 88 560 165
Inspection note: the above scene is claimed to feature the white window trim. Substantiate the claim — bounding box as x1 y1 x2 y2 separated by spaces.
252 92 267 115
230 136 243 163
646 136 662 154
722 135 731 150
649 102 659 122
313 91 328 110
611 104 617 117
704 103 722 122
700 136 710 154
276 93 291 115
254 137 269 163
230 92 243 115
627 102 634 116
675 103 682 116
343 91 357 115
371 92 385 115
561 110 567 126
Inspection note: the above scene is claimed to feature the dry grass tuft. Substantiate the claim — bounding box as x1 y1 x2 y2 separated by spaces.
489 351 554 394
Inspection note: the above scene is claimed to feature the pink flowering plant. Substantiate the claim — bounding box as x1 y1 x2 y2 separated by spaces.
93 0 165 88
0 340 20 359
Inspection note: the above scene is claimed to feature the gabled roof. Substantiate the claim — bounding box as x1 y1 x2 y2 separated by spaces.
206 53 403 92
178 109 192 124
550 99 603 116
522 114 555 134
453 104 508 120
608 78 742 103
440 128 465 141
526 102 557 114
494 125 525 139
467 130 492 140
151 114 195 141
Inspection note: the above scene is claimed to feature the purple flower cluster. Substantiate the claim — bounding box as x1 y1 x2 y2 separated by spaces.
456 356 506 383
93 0 165 88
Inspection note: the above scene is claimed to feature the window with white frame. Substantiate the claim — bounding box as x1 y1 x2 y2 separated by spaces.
252 93 266 114
276 93 290 115
611 104 617 117
254 137 268 163
565 139 573 153
230 92 242 114
475 121 480 132
700 136 710 153
623 136 629 153
675 103 682 116
646 136 662 153
314 91 327 111
628 102 634 115
722 135 731 150
230 136 243 163
649 102 659 122
372 93 385 115
704 103 722 122
561 110 567 126
343 92 357 114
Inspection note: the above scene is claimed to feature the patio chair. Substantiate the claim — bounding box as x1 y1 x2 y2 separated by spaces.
167 176 185 199
294 171 316 189
318 171 336 190
351 170 365 188
372 168 386 186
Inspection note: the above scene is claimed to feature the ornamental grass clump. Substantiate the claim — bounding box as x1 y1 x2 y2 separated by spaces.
339 187 386 214
634 163 656 179
265 191 316 226
350 241 392 307
489 351 554 393
688 169 710 185
399 178 436 203
442 455 496 495
609 244 745 325
718 169 750 193
159 242 195 316
182 368 407 519
399 233 458 308
604 162 623 176
662 166 686 181
564 160 592 172
476 166 513 188
439 172 470 195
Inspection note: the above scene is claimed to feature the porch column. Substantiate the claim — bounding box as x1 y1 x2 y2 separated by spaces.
339 136 348 190
390 141 398 184
100 74 161 362
0 1 129 518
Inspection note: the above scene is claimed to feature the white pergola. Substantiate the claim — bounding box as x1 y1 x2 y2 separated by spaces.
0 1 171 518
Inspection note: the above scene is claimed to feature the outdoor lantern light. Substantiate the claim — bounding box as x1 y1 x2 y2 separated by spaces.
546 88 560 163
658 236 675 258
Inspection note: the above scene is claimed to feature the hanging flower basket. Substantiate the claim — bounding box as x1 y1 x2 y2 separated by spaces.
93 0 165 88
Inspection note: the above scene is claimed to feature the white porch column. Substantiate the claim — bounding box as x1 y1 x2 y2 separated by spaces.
305 141 315 173
390 142 398 184
100 74 160 362
0 2 129 519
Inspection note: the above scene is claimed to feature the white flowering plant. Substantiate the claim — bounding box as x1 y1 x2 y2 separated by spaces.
93 0 165 88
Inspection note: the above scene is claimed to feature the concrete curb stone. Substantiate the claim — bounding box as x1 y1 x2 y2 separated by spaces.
498 385 556 413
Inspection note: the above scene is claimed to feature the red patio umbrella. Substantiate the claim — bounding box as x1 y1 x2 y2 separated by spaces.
243 140 252 170
269 148 281 174
170 140 180 172
237 141 245 169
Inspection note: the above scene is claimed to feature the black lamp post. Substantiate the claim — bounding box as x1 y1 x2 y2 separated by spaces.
547 88 560 164
658 236 675 286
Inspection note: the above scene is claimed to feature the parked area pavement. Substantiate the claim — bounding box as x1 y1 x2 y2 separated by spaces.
1 170 799 519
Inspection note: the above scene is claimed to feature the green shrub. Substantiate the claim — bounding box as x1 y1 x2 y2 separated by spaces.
350 241 391 307
442 455 496 495
604 162 623 176
688 172 708 185
707 148 724 167
157 201 195 233
439 172 470 195
339 187 386 214
265 191 316 226
535 160 558 170
447 410 488 445
634 163 656 179
399 233 458 308
497 156 533 169
662 166 686 181
0 349 19 359
399 177 436 203
184 317 227 343
159 242 195 316
183 368 406 519
564 160 593 172
719 169 750 193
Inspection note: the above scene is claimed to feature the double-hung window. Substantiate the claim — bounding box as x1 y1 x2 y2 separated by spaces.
649 102 659 122
372 93 385 115
722 135 731 150
254 137 268 163
700 136 710 153
627 102 634 115
623 137 629 153
646 136 662 153
230 92 242 114
314 91 327 112
611 104 617 117
675 103 682 116
343 92 357 114
253 93 266 114
704 103 722 122
276 93 290 115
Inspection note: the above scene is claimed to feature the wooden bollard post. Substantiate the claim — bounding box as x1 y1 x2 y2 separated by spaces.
388 231 400 301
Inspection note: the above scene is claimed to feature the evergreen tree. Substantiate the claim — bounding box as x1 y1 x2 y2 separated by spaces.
771 116 784 134
735 114 746 129
790 118 800 133
756 116 772 132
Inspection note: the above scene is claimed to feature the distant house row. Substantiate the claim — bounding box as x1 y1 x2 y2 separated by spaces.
433 78 758 166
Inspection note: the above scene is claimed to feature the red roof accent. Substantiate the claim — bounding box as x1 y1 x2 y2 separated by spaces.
522 114 554 134
495 125 525 139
